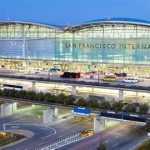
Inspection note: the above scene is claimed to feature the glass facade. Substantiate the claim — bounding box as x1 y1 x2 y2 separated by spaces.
0 20 150 66
0 22 61 60
56 24 150 65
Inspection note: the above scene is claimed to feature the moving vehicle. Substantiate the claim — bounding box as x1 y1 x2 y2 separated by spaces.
100 110 147 123
60 72 80 78
122 77 138 83
102 76 116 82
80 130 94 137
1 83 27 91
115 73 127 77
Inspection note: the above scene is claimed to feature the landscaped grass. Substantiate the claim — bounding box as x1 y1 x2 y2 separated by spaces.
0 132 25 147
135 139 150 150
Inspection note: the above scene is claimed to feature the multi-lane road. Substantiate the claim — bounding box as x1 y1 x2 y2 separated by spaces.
59 124 148 150
0 106 93 150
0 108 149 150
0 69 149 87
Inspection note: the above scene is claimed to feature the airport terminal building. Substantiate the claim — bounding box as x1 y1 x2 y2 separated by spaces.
0 18 150 76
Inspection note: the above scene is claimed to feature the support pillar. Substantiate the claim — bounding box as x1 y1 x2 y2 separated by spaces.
32 81 36 91
136 92 138 97
22 60 26 67
94 117 101 133
38 61 41 67
53 108 58 120
101 119 106 128
92 88 94 92
12 102 17 113
43 108 54 124
22 36 25 59
1 103 13 116
71 85 77 95
118 89 124 100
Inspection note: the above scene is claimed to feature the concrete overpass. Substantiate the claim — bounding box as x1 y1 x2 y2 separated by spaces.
0 75 149 100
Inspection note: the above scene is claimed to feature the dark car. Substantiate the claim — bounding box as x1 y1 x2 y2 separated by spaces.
115 73 127 77
132 102 140 107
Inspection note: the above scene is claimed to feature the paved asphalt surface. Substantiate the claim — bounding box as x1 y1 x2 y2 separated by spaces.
0 71 149 87
0 110 55 150
23 119 93 150
0 108 149 150
0 108 93 150
0 71 149 150
59 124 148 150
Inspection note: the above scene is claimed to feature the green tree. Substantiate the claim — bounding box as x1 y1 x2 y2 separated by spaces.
76 98 87 107
64 96 74 106
56 93 66 104
124 104 136 113
145 141 150 150
87 99 99 108
0 89 2 96
44 93 53 103
112 101 123 112
2 89 9 97
36 92 45 101
97 139 106 150
100 101 110 110
24 91 36 100
139 103 149 115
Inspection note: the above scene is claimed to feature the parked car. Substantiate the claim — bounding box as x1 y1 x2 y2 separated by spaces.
122 77 139 83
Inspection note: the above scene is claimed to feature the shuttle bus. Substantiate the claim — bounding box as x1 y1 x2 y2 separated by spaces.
1 83 27 91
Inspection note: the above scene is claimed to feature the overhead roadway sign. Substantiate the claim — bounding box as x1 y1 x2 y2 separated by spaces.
73 107 91 116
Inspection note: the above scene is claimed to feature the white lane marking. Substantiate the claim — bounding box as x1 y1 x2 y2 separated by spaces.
105 140 109 143
5 118 25 124
41 128 56 139
92 138 98 142
113 143 119 147
114 134 121 138
58 135 63 138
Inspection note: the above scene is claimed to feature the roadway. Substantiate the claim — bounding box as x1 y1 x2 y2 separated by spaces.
0 70 149 87
0 103 149 150
0 104 93 150
59 123 148 150
0 107 55 150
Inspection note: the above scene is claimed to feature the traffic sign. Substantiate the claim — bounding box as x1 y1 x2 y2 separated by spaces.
73 107 91 116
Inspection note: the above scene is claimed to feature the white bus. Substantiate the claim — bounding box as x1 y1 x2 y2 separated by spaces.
1 83 27 91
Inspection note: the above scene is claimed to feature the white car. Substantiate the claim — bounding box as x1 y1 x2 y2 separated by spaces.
122 78 139 83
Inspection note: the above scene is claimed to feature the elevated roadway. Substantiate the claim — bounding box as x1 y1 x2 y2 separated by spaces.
0 74 149 93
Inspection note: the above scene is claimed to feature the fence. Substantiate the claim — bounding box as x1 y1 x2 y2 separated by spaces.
36 133 83 150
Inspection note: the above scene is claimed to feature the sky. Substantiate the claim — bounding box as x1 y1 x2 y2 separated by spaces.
0 0 150 25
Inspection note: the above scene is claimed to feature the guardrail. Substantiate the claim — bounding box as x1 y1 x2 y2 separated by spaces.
36 133 83 150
